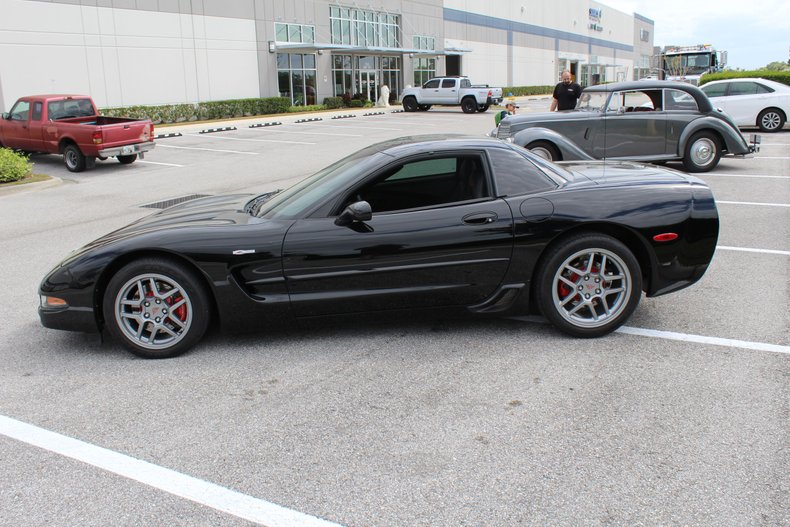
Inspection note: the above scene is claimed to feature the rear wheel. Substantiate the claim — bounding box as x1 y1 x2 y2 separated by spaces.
402 97 418 112
536 233 642 337
102 257 210 359
478 104 490 112
118 154 137 165
63 144 87 172
461 97 478 114
757 108 785 133
526 140 560 161
682 131 721 172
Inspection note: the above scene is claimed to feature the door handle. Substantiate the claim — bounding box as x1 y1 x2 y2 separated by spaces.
584 128 590 140
463 212 497 225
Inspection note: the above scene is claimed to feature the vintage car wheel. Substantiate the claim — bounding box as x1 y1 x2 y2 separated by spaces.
63 144 87 173
682 131 721 173
461 97 478 114
103 257 210 359
526 141 560 161
402 97 418 112
417 104 432 111
118 154 137 164
757 108 785 133
536 233 642 337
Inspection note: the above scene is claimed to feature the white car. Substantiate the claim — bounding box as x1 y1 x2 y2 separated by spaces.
701 78 789 132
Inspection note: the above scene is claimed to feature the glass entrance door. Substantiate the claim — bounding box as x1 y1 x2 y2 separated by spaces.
357 70 378 102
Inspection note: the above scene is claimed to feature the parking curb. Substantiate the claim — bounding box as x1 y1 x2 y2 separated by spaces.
249 122 282 128
199 126 237 134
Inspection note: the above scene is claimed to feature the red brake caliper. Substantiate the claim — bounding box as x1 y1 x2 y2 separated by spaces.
165 295 187 322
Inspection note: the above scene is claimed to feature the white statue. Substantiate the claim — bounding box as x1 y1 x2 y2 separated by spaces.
377 84 390 107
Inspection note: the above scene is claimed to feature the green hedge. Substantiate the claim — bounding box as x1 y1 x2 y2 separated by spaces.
102 97 293 124
502 85 554 96
323 97 344 109
699 70 790 87
0 148 33 183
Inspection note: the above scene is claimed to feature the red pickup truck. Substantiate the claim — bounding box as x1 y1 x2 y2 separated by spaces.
0 95 155 172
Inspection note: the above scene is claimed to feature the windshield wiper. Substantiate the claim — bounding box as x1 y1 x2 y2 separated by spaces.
246 189 282 215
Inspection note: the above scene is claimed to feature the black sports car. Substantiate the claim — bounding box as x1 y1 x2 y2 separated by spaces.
39 136 719 358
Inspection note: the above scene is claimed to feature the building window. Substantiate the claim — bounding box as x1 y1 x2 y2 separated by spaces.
332 54 353 97
274 23 315 44
381 56 401 101
413 57 436 87
277 53 317 106
330 7 399 48
639 28 650 42
412 36 435 51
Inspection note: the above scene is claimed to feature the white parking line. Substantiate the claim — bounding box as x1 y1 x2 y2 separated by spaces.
754 156 790 160
0 415 340 527
137 160 185 167
702 173 790 179
717 200 790 208
184 134 316 145
250 128 362 137
293 123 407 131
156 145 259 155
512 316 789 354
717 245 790 256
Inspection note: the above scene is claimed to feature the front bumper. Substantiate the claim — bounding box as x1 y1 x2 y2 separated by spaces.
748 133 761 154
39 303 99 333
98 141 155 158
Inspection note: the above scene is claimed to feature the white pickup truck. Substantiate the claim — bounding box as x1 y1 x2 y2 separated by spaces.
400 76 504 114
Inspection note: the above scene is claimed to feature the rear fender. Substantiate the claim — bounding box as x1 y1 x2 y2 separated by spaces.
678 117 750 155
511 127 594 161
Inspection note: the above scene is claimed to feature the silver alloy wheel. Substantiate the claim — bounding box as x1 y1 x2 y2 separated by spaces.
551 248 631 329
530 146 554 161
688 137 716 168
114 273 193 350
760 110 781 131
65 149 79 170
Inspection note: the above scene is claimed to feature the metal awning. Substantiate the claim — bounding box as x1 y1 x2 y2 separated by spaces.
271 42 464 55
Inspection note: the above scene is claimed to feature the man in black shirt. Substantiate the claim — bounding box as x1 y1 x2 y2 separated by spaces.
550 70 582 111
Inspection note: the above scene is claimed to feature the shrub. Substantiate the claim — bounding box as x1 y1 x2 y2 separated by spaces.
323 97 344 109
502 85 555 96
0 148 33 183
286 105 327 113
100 97 294 123
348 99 365 108
699 70 790 87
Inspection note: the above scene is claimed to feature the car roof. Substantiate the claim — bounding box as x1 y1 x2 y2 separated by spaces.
701 78 790 90
584 81 712 111
366 134 508 157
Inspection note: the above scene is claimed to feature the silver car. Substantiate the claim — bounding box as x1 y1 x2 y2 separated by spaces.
496 81 759 172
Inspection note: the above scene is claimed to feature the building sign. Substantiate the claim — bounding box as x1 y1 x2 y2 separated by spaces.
588 8 603 32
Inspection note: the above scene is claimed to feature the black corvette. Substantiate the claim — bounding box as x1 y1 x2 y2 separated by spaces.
39 136 719 358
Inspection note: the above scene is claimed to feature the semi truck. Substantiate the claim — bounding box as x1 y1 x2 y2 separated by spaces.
655 44 727 86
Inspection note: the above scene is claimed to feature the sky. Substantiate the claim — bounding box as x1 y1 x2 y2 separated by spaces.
601 0 789 70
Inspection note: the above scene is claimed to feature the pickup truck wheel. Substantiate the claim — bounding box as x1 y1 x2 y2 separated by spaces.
118 154 137 165
757 108 785 132
682 131 721 173
417 104 431 111
63 144 86 172
478 104 490 112
526 141 560 161
403 97 418 112
461 97 478 114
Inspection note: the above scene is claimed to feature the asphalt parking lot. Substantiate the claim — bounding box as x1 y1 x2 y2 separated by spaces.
1 102 788 526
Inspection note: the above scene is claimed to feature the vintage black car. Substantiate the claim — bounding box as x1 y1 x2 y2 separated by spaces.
496 81 759 172
39 136 719 358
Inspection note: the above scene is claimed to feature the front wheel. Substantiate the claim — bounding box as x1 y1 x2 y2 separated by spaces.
102 257 211 358
757 108 785 133
402 97 418 112
118 154 137 165
461 97 478 114
63 144 86 172
526 141 560 161
682 131 721 172
535 234 642 337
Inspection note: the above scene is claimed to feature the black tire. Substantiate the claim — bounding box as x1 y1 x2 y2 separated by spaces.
757 108 785 133
417 104 431 111
63 144 86 172
102 257 211 359
461 97 478 114
97 155 108 161
403 97 418 112
682 131 721 172
526 140 560 161
118 154 137 165
478 104 490 112
535 233 642 337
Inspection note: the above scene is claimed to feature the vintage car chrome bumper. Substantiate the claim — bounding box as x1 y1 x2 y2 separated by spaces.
748 134 761 154
98 141 156 158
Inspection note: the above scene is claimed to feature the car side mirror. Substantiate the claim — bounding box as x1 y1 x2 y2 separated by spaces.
335 200 372 226
1 113 8 120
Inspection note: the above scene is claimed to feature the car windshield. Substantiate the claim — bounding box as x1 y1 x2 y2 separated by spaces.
254 147 383 219
576 91 608 111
